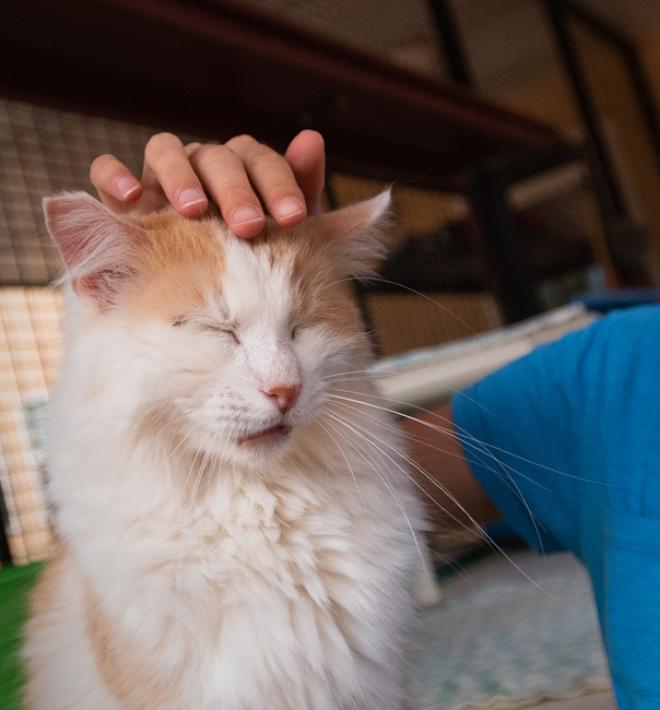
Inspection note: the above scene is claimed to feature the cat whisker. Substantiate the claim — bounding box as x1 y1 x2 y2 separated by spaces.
317 418 371 520
329 396 503 478
330 386 611 487
324 408 484 536
321 368 395 381
326 395 546 556
323 408 550 594
320 412 425 568
327 391 556 500
359 276 477 334
326 392 548 555
326 393 536 510
324 416 469 581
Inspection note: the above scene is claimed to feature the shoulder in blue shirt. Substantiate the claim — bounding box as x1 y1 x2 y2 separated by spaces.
453 305 660 709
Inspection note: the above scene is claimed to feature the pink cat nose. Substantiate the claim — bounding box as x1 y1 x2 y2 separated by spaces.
263 385 300 414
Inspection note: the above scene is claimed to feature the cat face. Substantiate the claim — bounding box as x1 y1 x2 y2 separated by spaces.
44 191 390 468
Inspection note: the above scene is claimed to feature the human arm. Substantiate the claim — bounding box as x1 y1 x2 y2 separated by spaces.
402 404 500 529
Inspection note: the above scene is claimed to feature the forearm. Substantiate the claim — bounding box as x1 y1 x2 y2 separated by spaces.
402 403 500 529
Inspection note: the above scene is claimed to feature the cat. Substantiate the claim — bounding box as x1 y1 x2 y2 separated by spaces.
23 190 440 710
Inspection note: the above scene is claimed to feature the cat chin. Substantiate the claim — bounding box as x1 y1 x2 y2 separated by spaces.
232 426 293 464
198 427 296 469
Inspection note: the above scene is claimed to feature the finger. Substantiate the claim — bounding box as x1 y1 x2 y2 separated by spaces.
90 154 142 212
189 144 265 238
184 142 202 156
285 130 325 215
226 135 307 227
144 132 208 217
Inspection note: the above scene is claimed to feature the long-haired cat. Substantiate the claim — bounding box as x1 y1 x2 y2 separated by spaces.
23 190 439 709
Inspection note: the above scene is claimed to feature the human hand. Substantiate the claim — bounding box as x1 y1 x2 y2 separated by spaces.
89 129 325 238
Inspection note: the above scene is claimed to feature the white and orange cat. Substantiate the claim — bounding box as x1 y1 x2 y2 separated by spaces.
23 190 439 709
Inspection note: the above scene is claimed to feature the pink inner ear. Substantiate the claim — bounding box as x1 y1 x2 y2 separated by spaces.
313 189 392 277
43 191 141 305
45 200 84 267
72 270 124 309
44 191 139 270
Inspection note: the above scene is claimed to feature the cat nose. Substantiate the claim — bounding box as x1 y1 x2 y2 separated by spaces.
263 384 300 414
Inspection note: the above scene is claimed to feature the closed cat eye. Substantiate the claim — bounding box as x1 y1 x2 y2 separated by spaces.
206 325 240 344
171 317 239 344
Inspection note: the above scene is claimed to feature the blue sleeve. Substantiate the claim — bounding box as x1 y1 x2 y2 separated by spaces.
454 305 660 707
452 305 660 558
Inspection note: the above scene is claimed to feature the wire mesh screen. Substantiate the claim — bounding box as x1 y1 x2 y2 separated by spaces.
0 99 165 286
330 173 502 355
234 0 446 79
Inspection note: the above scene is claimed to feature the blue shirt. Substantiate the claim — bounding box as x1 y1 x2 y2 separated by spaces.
453 305 660 710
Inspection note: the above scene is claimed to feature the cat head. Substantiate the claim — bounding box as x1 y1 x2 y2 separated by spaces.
44 190 391 468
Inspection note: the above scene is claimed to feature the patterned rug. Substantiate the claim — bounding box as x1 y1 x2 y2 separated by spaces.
412 552 611 710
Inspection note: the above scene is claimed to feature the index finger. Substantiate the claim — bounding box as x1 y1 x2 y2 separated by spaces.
143 133 209 217
90 153 143 213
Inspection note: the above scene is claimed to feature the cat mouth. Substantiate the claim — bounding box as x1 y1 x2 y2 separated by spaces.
236 424 291 446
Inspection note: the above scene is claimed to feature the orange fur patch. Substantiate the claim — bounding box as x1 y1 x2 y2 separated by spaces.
120 212 226 323
113 212 369 356
252 222 367 339
84 583 185 709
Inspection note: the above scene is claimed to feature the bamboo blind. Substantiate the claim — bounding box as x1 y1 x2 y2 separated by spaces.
0 287 63 563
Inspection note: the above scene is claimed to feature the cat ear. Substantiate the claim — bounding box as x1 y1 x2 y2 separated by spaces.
43 191 141 305
315 189 392 277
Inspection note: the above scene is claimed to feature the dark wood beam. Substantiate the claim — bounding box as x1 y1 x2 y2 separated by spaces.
0 0 560 192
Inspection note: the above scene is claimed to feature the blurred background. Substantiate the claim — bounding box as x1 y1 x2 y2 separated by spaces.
0 0 659 594
4 2 660 708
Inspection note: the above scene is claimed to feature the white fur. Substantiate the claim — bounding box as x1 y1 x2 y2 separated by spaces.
24 219 435 709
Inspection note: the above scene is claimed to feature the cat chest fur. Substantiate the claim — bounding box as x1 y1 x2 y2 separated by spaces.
86 468 416 709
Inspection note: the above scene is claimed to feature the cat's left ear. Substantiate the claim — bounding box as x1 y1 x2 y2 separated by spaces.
43 191 142 306
314 189 392 277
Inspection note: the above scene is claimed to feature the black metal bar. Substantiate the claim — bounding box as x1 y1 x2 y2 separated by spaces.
622 46 660 174
542 0 626 216
428 0 474 87
0 482 13 566
468 166 540 323
563 1 660 181
564 0 630 50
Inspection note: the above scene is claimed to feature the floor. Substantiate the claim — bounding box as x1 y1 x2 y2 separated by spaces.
537 692 616 709
436 549 617 710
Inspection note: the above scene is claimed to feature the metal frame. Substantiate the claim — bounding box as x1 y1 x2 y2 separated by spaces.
542 0 626 217
422 0 660 323
542 0 660 215
564 0 660 173
467 166 540 322
428 0 474 87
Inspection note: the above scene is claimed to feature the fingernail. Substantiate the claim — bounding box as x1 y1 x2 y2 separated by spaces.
178 188 207 209
231 205 264 225
115 175 140 200
274 197 304 220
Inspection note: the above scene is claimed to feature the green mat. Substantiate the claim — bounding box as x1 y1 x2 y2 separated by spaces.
0 563 43 710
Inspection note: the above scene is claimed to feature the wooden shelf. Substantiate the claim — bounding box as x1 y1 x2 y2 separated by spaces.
0 0 560 190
